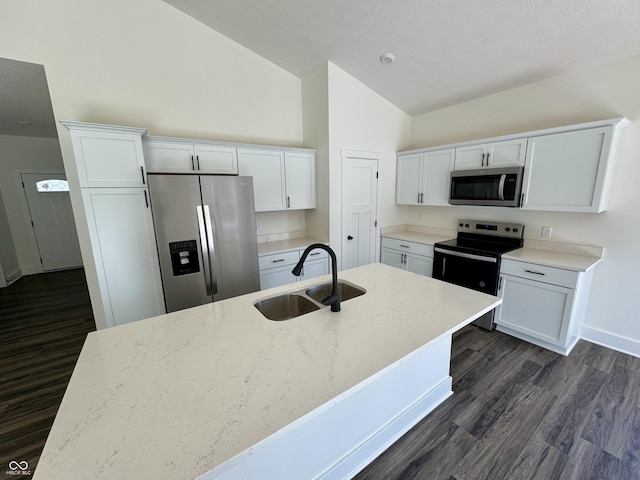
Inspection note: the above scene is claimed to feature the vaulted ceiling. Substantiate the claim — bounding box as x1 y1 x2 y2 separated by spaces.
164 0 640 115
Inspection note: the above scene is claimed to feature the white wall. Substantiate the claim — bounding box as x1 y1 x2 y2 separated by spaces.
302 63 330 242
326 63 412 268
0 0 303 328
409 53 640 353
0 135 66 274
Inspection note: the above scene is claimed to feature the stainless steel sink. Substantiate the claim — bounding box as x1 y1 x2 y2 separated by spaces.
305 280 366 303
253 294 320 321
254 279 366 321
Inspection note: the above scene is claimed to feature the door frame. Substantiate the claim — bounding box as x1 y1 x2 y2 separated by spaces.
341 149 381 270
14 169 68 274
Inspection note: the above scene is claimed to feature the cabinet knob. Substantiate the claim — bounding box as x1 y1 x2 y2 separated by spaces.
347 235 353 240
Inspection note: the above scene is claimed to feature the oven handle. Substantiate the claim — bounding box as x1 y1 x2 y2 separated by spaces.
434 247 497 263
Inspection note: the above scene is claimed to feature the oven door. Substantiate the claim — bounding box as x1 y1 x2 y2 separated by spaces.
432 247 500 330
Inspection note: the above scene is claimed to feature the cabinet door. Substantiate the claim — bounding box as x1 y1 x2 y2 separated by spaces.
380 247 406 270
486 139 526 167
195 144 238 175
396 153 423 205
82 188 165 327
496 274 574 347
405 253 432 277
260 265 298 290
284 152 316 209
521 127 613 212
238 149 286 211
71 129 147 187
144 140 196 173
301 258 328 280
423 149 454 206
454 144 486 170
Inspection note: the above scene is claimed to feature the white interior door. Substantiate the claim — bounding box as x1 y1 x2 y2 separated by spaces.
22 173 83 271
342 154 379 270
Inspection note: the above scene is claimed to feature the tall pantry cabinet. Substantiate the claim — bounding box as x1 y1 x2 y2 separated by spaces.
62 122 165 329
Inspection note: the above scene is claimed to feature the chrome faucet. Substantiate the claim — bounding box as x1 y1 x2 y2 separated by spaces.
292 243 340 312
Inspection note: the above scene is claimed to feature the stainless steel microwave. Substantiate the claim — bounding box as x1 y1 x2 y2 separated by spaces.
449 166 523 207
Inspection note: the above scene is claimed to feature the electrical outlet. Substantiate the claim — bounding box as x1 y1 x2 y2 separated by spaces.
541 226 552 239
256 221 262 230
298 215 304 226
417 213 423 221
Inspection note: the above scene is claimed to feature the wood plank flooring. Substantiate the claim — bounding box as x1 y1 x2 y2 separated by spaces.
0 269 95 478
356 325 640 480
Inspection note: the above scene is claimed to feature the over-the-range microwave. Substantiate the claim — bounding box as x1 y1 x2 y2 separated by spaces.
449 166 523 207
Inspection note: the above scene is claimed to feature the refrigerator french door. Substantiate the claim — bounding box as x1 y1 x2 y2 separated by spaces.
148 174 260 313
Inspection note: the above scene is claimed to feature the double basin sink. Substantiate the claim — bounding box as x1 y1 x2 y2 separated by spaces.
254 279 366 321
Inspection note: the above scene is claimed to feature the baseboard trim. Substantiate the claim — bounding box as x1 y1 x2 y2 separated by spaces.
581 325 640 358
5 268 23 286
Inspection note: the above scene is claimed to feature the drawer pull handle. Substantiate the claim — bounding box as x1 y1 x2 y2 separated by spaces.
309 252 321 256
272 259 285 263
399 244 410 248
525 269 545 276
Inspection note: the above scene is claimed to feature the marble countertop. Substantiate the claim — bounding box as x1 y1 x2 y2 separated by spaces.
34 263 500 480
381 230 454 245
502 247 602 272
257 236 326 256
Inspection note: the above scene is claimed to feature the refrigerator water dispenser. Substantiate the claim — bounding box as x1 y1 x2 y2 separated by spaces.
169 240 200 276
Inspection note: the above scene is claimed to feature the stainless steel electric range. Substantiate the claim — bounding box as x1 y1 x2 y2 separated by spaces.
432 219 525 330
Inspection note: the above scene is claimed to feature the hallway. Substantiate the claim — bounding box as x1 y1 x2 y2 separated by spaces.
0 269 95 477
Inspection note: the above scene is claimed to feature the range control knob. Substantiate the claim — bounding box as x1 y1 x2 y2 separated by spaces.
459 223 464 227
513 228 519 233
465 223 470 228
505 227 511 232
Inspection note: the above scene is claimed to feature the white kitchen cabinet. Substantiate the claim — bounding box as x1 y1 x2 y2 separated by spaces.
396 149 454 206
495 259 594 355
380 237 434 277
143 138 238 175
238 148 317 212
62 121 148 188
454 138 527 170
82 188 165 327
285 152 316 209
521 125 623 212
258 248 328 290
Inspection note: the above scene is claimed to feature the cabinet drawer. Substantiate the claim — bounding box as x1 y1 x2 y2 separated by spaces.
500 259 579 288
303 248 328 261
381 237 433 257
259 250 300 270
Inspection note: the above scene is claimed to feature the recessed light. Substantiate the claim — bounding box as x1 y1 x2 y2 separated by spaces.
16 120 32 126
380 53 395 65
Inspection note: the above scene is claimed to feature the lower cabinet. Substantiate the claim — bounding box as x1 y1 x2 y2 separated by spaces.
259 248 329 290
495 259 594 355
380 237 434 277
82 188 165 328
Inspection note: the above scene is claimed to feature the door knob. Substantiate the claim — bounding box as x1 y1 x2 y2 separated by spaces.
347 235 353 240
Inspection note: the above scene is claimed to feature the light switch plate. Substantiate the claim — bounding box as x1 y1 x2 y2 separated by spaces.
541 226 552 238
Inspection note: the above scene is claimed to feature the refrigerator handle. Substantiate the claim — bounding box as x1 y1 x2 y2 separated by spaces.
196 206 213 296
203 205 219 296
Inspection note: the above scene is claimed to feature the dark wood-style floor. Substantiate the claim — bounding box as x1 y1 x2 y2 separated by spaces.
2 269 640 480
0 269 95 478
357 324 640 480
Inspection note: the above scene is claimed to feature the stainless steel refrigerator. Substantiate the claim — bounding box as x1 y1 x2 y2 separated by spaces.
148 174 260 313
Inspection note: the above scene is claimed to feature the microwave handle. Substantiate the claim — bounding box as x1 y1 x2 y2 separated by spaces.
498 174 506 201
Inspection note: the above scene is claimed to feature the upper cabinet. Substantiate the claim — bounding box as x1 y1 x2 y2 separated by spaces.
396 149 454 206
238 148 316 211
143 137 238 175
521 126 621 213
397 118 629 213
62 121 148 188
454 138 527 170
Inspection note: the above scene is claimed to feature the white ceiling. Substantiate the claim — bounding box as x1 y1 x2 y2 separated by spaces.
0 57 58 138
164 0 640 115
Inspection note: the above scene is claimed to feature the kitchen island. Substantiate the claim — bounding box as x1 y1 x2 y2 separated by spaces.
34 263 501 480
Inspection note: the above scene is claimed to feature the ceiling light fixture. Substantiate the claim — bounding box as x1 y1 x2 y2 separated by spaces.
16 120 33 126
379 53 395 65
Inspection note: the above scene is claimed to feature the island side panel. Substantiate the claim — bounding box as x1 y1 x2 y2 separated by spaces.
199 335 453 480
